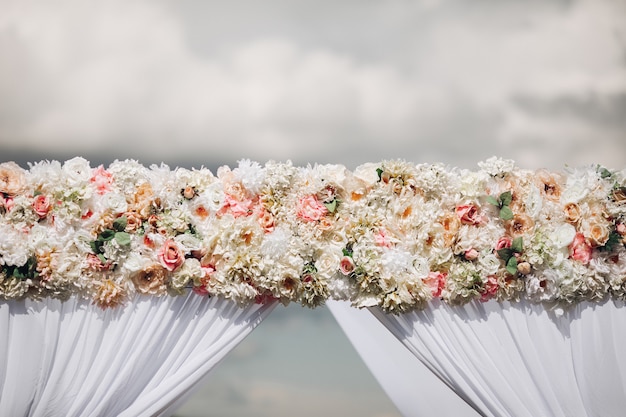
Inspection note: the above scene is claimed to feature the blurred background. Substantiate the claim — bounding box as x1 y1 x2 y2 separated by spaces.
1 0 625 416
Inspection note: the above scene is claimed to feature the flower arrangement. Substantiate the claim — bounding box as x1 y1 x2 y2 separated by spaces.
0 157 625 313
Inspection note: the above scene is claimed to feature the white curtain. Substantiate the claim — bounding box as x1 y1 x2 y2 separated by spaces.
367 299 626 417
327 300 479 417
0 293 276 417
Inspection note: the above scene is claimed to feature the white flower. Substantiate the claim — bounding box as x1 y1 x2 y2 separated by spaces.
525 185 543 219
62 157 92 187
101 192 128 214
233 159 265 194
551 223 576 248
260 226 292 260
478 156 516 177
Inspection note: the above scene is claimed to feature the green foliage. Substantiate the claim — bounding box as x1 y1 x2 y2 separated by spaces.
487 191 514 220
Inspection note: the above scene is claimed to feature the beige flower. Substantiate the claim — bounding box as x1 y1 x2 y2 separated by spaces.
131 264 169 295
132 182 154 217
439 213 460 247
505 214 534 238
563 202 581 225
535 169 563 202
582 219 611 247
0 162 27 196
93 279 127 309
612 187 626 204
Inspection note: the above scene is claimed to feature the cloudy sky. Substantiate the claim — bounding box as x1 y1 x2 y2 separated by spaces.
1 0 625 415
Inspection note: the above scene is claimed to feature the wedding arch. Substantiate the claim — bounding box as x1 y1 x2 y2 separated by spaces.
1 156 624 416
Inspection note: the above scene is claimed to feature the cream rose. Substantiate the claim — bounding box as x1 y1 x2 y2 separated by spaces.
0 162 27 196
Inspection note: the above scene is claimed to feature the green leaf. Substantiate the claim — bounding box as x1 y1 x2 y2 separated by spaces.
98 254 107 264
342 248 352 257
99 229 115 241
499 191 512 207
497 248 513 261
597 165 612 179
506 256 518 275
486 195 499 206
499 206 514 220
90 240 100 254
511 237 523 253
114 231 131 246
112 215 128 232
376 168 383 182
324 199 337 213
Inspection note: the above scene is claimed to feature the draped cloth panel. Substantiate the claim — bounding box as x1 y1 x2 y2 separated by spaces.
0 293 276 417
369 299 626 417
327 300 479 417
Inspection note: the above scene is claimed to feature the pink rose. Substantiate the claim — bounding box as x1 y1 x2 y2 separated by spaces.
158 239 184 271
339 256 355 275
424 271 446 298
616 223 626 236
464 248 479 261
495 236 512 251
569 233 592 264
296 195 328 222
90 165 114 195
32 194 51 218
480 275 499 302
455 204 483 225
0 195 14 212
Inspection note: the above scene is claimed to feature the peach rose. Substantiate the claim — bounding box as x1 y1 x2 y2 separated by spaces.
585 220 610 247
257 207 275 233
158 239 184 272
124 211 144 233
439 213 460 247
424 271 446 298
563 202 581 225
296 195 328 222
569 233 592 264
32 194 51 218
456 204 483 225
0 161 26 196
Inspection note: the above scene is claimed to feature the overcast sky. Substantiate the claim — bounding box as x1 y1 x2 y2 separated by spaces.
1 0 625 416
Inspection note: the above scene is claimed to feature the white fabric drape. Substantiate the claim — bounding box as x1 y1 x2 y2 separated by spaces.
0 292 276 417
327 300 479 417
368 299 626 417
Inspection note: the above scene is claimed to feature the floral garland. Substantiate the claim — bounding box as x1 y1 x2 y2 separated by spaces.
0 157 625 313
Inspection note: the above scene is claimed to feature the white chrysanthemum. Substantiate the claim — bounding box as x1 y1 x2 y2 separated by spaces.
233 159 265 194
478 156 516 177
199 182 225 212
380 248 415 278
28 160 62 192
479 253 501 275
260 226 292 260
458 169 489 198
62 157 92 187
